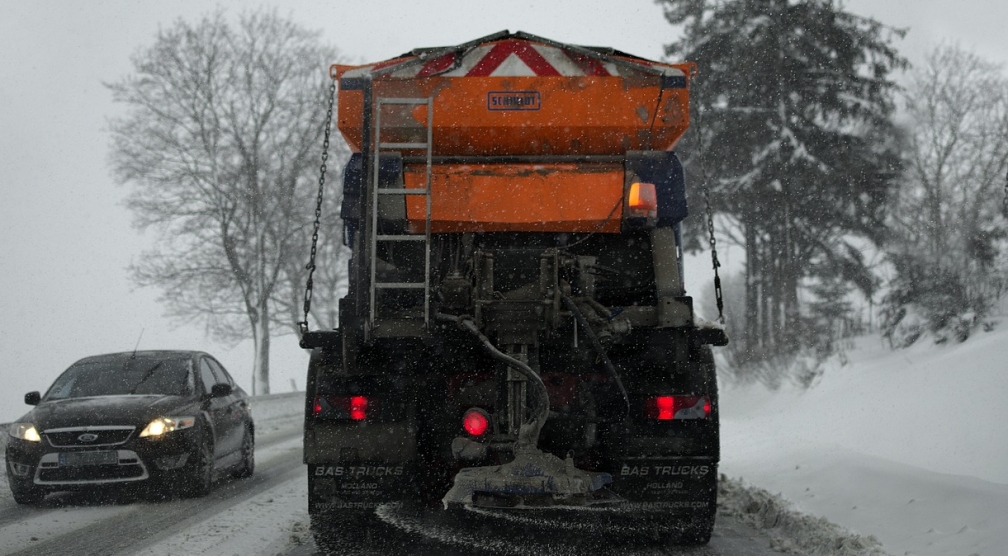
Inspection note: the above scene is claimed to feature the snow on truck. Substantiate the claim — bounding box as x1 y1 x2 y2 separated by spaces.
299 31 728 545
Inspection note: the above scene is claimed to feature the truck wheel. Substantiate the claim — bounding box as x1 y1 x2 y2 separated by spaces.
662 470 717 546
310 509 384 552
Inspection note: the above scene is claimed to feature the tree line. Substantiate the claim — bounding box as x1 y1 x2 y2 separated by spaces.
108 5 1008 391
659 0 1008 382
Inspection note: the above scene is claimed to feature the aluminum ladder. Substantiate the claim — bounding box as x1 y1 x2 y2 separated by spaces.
367 97 433 336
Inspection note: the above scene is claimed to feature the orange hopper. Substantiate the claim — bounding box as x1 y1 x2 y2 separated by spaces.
332 31 694 233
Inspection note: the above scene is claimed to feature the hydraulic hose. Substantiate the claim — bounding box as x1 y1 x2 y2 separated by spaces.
434 312 550 448
561 295 631 421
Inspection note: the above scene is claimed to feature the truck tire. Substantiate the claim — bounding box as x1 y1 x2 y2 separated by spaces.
673 471 717 545
682 505 717 545
307 471 374 550
310 507 385 553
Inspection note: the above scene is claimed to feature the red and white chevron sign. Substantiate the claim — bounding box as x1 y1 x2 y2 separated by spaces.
414 39 612 77
342 37 684 80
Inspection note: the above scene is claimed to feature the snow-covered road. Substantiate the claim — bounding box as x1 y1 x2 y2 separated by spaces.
7 322 1002 556
2 393 793 556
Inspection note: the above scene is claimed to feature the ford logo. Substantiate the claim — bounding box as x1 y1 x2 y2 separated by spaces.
77 433 100 443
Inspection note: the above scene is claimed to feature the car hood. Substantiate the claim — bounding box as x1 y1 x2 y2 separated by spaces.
25 395 199 431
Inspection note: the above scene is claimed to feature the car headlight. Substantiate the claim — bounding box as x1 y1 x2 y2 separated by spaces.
9 423 41 442
139 416 196 438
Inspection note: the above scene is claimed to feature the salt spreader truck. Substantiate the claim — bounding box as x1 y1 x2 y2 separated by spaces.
300 31 728 544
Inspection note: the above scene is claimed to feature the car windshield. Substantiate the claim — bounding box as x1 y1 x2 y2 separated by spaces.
45 358 194 400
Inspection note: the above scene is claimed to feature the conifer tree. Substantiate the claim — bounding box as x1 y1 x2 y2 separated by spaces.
659 0 905 358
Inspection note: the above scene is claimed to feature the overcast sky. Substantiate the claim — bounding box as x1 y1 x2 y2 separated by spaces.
1 0 1006 424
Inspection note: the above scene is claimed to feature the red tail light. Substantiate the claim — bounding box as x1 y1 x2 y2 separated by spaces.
645 395 711 420
348 396 368 421
313 395 369 421
462 408 490 436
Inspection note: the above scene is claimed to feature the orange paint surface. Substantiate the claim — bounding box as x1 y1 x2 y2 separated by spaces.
402 163 624 233
335 73 691 156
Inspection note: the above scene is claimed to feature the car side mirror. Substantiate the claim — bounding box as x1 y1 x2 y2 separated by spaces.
211 383 233 398
25 391 41 405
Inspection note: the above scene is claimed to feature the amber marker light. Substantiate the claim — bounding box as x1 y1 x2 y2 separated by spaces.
628 182 657 217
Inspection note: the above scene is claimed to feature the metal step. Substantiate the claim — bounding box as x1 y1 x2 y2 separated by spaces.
374 282 426 289
377 188 428 195
370 318 428 338
379 142 429 150
376 234 426 242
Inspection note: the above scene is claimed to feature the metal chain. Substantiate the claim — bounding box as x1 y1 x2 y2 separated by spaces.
702 175 725 324
696 105 725 324
299 78 337 337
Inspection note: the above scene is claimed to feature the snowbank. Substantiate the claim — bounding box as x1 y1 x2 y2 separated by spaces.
720 319 1008 556
719 475 889 556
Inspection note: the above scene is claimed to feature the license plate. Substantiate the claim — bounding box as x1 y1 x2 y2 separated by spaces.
59 451 118 467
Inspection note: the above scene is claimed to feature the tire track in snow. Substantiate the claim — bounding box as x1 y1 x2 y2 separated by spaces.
297 506 787 556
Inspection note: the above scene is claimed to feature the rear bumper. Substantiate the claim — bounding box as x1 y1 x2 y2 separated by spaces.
307 456 717 513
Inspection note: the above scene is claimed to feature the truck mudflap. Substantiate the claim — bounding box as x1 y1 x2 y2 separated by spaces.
308 462 414 512
608 458 717 514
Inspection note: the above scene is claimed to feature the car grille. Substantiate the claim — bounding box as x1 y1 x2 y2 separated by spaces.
35 450 149 485
44 426 136 448
38 464 146 483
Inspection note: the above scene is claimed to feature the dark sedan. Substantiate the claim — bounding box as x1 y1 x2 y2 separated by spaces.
5 350 254 504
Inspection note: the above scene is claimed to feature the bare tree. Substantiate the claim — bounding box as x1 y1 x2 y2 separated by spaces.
108 10 343 394
275 168 352 334
894 44 1008 308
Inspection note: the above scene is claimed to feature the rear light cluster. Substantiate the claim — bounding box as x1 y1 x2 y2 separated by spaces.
462 408 490 437
645 395 711 420
627 182 658 218
313 395 368 421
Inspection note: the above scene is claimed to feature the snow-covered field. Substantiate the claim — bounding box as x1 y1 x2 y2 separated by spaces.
720 318 1008 556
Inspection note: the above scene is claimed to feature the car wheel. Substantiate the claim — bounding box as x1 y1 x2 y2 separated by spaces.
182 431 214 498
232 426 254 479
